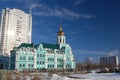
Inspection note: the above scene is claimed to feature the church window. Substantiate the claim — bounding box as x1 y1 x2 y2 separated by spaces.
23 56 25 60
40 61 41 64
19 64 22 67
67 58 70 61
42 61 45 64
48 58 49 61
23 64 25 67
20 56 22 60
31 64 33 67
37 54 39 57
40 48 42 51
32 57 34 60
43 54 45 57
37 61 39 64
28 57 30 60
60 38 61 43
48 65 49 68
28 64 30 67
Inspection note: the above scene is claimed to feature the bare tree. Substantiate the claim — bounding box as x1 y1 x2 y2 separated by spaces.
84 58 92 73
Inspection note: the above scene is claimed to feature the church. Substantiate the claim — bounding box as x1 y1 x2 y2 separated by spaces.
10 25 76 71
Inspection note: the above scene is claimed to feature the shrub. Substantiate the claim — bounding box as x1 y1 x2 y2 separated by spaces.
6 72 12 80
32 76 42 80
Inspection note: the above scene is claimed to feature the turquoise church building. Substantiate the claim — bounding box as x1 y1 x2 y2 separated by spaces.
10 25 76 71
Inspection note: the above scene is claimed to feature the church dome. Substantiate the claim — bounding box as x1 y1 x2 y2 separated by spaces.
57 24 64 36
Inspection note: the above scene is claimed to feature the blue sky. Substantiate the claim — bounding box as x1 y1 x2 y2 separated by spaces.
0 0 120 63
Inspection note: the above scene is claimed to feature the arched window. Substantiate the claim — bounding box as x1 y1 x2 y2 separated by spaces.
60 38 61 43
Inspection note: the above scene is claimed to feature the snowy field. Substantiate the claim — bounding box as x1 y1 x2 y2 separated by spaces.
30 72 120 80
1 71 120 80
51 73 120 80
68 73 120 80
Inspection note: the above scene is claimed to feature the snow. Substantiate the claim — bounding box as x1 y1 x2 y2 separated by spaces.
51 74 92 80
69 73 120 80
9 72 120 80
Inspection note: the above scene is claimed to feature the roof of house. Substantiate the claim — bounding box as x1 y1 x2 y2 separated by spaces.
14 43 66 51
14 43 34 49
41 43 60 49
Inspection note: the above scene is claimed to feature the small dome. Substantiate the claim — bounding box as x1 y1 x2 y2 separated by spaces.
58 31 64 36
57 24 64 36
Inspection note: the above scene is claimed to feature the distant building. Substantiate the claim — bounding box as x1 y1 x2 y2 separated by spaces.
0 55 9 69
10 25 76 71
100 56 119 66
0 8 32 56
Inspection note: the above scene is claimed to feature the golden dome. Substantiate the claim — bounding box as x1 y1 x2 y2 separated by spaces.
57 24 64 36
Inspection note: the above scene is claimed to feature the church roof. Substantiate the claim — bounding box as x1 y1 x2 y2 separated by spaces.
14 43 35 49
41 43 59 49
13 43 65 50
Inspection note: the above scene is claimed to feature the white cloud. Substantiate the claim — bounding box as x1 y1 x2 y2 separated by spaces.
74 50 107 54
0 0 94 20
33 6 94 20
34 8 79 20
66 31 78 35
74 0 87 6
31 4 42 9
74 49 120 56
108 50 119 56
80 14 95 19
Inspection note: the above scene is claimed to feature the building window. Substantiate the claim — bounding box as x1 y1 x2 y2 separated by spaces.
28 57 30 60
43 54 45 57
40 54 41 57
31 64 33 67
37 61 44 64
40 48 42 51
48 58 49 61
32 57 34 60
37 54 39 57
46 49 54 53
66 64 71 68
42 61 44 64
23 57 25 60
48 58 54 61
60 38 61 43
28 57 33 60
28 64 30 67
67 58 70 61
20 56 22 60
37 61 39 64
23 64 25 67
19 64 22 67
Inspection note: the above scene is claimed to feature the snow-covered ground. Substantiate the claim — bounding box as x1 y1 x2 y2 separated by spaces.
51 74 91 80
5 72 120 80
51 73 120 80
67 73 120 80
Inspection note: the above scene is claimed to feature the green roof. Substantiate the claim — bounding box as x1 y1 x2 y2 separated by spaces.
14 43 60 50
61 47 65 49
41 43 59 49
16 43 34 49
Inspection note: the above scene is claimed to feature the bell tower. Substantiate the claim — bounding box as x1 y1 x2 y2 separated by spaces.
57 24 66 44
